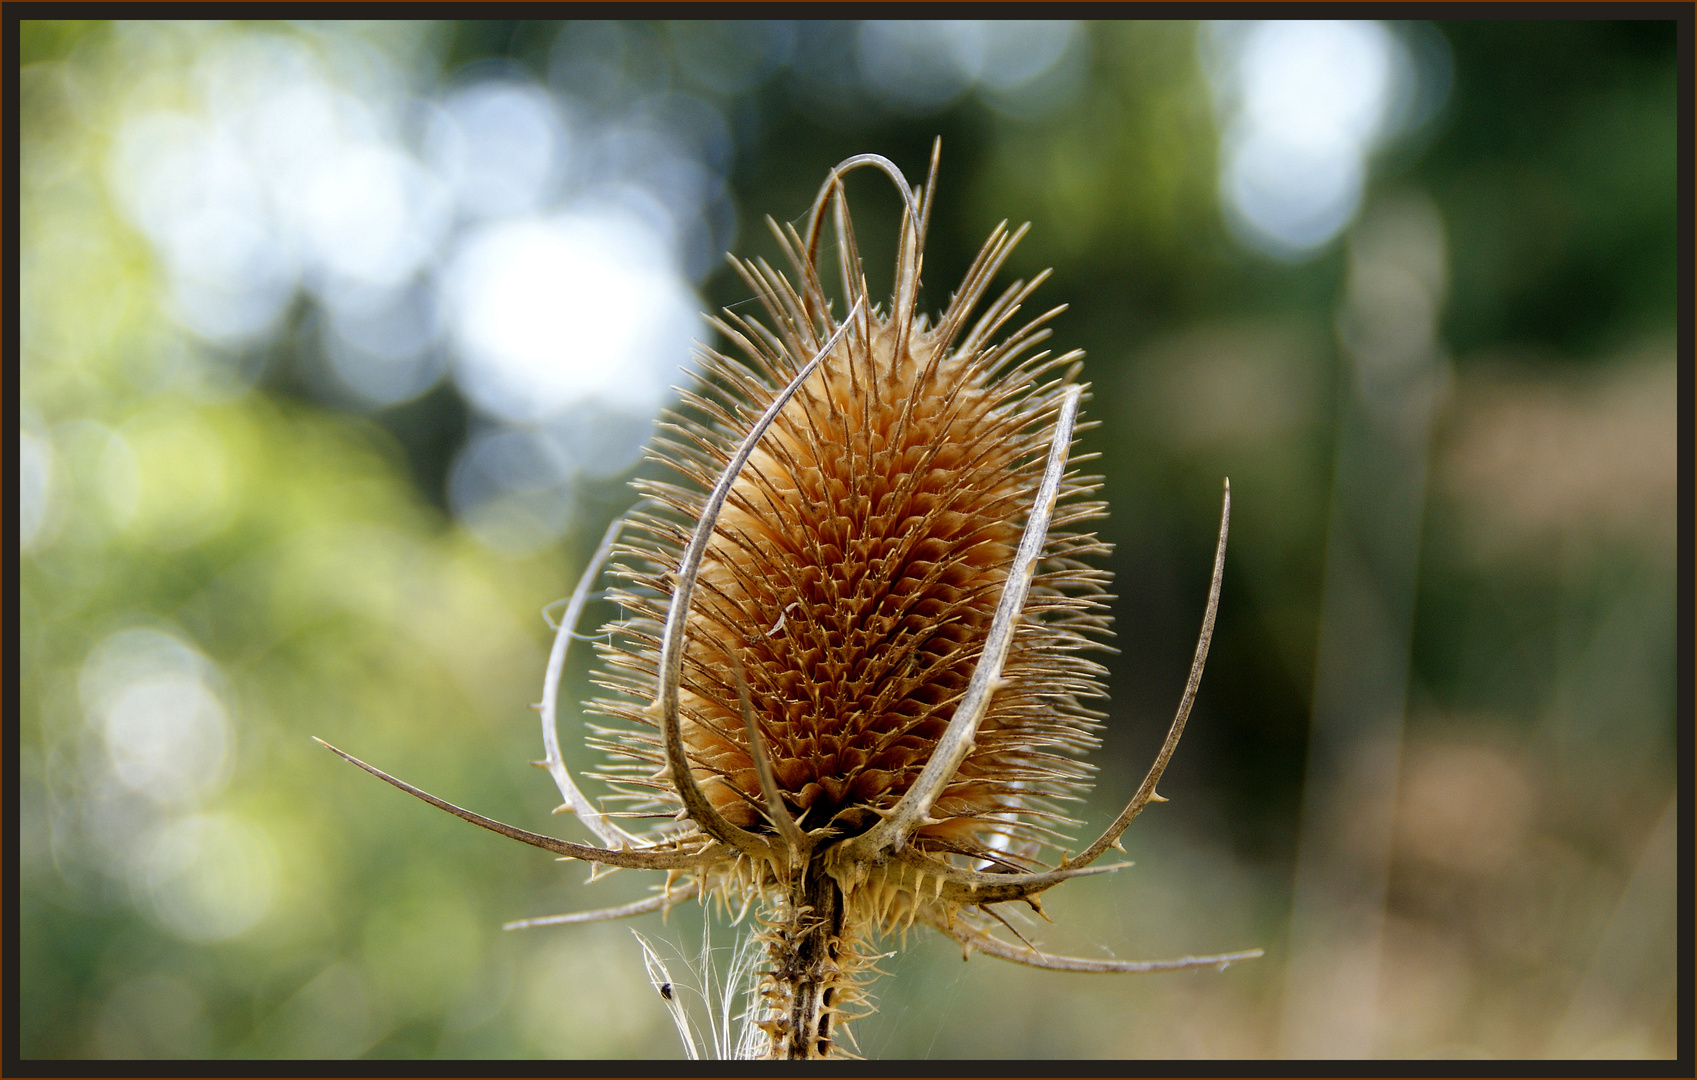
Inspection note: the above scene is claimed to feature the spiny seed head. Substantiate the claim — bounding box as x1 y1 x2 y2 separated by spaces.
588 154 1113 924
317 149 1251 1062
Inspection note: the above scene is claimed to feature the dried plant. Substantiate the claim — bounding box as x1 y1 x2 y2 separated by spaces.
318 145 1260 1060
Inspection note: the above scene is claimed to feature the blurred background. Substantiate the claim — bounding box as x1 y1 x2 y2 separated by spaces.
17 19 1680 1060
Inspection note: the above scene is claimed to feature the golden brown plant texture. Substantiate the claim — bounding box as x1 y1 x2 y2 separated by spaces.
319 147 1258 1060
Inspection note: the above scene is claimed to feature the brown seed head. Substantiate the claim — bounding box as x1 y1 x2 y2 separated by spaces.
314 148 1254 1063
589 155 1112 918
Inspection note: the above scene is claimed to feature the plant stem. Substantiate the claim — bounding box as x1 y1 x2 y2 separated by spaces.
764 859 852 1059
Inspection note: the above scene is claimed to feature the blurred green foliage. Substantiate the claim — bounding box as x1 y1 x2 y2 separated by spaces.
18 19 1678 1059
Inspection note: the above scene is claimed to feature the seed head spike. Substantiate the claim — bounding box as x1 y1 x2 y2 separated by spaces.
502 883 699 931
922 907 1264 974
312 737 699 871
1066 477 1230 872
538 514 640 848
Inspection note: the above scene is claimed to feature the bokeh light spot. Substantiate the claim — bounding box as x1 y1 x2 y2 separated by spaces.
103 674 229 803
443 207 698 424
427 79 566 220
81 627 231 805
141 812 277 942
856 20 986 114
1208 20 1419 259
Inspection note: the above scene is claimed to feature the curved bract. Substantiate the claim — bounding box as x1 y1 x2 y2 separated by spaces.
318 142 1256 1060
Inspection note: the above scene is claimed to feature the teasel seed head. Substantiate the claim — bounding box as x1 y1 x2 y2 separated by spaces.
591 156 1112 894
316 143 1259 1061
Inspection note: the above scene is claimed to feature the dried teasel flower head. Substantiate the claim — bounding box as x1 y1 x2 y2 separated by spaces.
318 144 1259 1060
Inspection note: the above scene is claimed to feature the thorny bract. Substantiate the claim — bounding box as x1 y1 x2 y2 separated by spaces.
318 145 1261 1060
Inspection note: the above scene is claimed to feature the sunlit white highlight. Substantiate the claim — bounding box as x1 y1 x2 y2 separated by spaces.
1209 20 1416 258
443 208 698 424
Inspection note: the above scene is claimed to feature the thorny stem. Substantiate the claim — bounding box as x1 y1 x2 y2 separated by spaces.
764 861 852 1060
